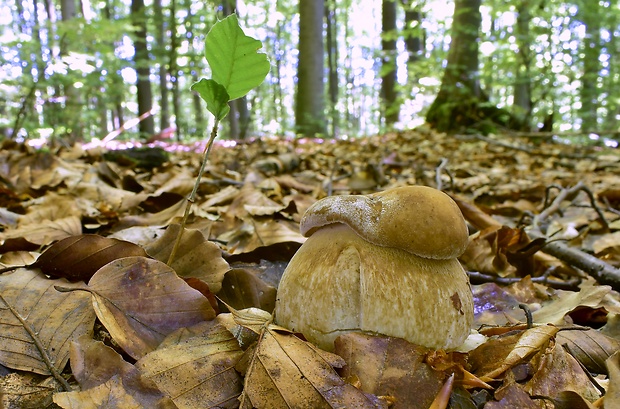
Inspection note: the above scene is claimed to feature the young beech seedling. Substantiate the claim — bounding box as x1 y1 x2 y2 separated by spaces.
274 186 474 351
168 14 269 264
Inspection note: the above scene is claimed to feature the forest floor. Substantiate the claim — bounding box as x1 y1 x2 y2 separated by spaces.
0 127 619 408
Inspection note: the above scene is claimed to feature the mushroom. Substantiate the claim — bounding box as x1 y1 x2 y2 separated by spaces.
274 185 473 351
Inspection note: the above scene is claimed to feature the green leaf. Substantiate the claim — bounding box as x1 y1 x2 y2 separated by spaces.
205 14 270 101
190 79 231 120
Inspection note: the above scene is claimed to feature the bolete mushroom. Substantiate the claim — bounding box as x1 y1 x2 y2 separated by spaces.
274 185 473 351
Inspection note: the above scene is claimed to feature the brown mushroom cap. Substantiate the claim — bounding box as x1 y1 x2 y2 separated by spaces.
300 186 468 259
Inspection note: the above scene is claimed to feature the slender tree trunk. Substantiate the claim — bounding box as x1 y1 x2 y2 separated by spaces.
578 0 601 131
154 0 170 132
296 0 326 136
380 0 399 126
514 0 532 129
401 0 423 66
325 0 339 138
131 0 155 138
426 0 517 133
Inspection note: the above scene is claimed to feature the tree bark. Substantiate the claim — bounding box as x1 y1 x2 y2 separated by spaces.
578 0 601 131
295 0 326 137
131 0 155 138
426 0 518 133
325 0 339 138
154 0 170 131
381 0 399 126
514 0 532 127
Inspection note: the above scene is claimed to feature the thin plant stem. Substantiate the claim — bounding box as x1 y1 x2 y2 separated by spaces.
167 119 220 266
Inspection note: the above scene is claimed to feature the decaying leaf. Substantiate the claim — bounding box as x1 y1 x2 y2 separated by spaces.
32 234 148 282
145 223 229 293
556 328 620 374
334 332 446 409
70 335 136 390
532 279 615 325
53 375 146 409
605 351 620 408
0 269 96 375
238 325 386 409
524 339 600 402
136 321 244 409
218 268 277 312
475 325 560 381
86 256 216 359
0 372 58 408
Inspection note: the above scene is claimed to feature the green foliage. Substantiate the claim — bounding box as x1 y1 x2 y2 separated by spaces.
191 14 270 120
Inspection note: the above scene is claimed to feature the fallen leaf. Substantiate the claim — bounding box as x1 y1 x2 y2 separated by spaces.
556 328 620 375
32 234 148 281
136 321 244 409
70 335 136 389
0 269 96 375
145 224 229 293
524 340 600 402
0 372 58 408
239 325 385 409
86 256 216 359
334 332 445 409
605 351 620 408
218 268 277 312
478 325 560 380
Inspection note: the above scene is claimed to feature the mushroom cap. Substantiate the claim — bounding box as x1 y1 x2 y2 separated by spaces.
300 186 468 260
274 224 474 351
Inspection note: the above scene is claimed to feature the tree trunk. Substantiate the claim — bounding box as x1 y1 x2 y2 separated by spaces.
154 0 170 132
381 0 399 126
514 0 532 128
131 0 155 138
401 0 423 66
295 0 326 137
426 0 517 133
578 0 601 131
325 0 339 138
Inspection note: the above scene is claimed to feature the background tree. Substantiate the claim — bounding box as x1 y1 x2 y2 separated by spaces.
295 0 326 137
380 0 399 127
131 0 155 138
426 0 517 133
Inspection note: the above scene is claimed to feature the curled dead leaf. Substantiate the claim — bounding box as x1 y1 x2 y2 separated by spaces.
32 234 148 281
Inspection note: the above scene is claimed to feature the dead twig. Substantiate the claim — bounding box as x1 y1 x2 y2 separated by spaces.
467 271 581 291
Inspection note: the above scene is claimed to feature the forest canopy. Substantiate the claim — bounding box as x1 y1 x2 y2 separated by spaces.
0 0 619 146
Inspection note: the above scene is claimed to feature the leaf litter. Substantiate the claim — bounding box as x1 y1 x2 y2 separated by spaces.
0 128 619 408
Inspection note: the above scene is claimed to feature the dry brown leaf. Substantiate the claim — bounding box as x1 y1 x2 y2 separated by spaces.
550 390 597 409
113 198 186 231
219 217 304 255
218 268 277 312
86 256 216 359
523 340 600 402
0 269 96 375
532 279 614 325
334 332 445 409
484 384 540 408
70 335 136 390
556 328 620 374
239 325 385 409
32 234 148 281
227 183 285 218
136 321 244 409
479 325 560 380
53 375 144 409
606 351 620 408
0 372 58 408
145 224 229 293
0 216 82 246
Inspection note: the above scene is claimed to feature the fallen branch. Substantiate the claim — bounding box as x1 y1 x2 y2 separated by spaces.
526 228 620 291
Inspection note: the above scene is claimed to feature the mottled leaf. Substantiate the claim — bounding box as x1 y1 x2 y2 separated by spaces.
87 256 216 359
